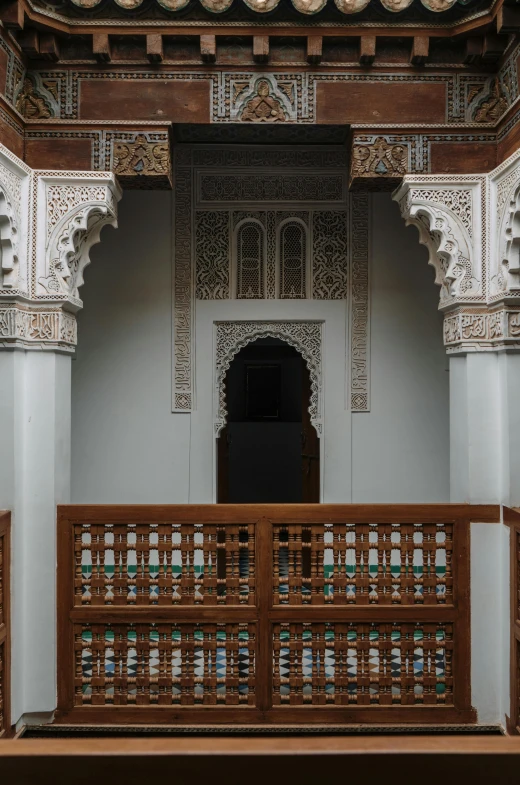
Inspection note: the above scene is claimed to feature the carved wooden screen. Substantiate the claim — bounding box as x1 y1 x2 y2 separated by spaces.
0 511 10 738
236 221 264 299
279 220 307 299
505 507 520 734
57 505 489 725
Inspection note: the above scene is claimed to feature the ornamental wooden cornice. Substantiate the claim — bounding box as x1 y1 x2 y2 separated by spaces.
1 0 516 40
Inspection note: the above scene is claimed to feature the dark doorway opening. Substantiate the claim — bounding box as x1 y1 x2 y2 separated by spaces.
217 338 319 503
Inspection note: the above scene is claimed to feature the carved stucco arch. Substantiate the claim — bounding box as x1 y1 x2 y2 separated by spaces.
43 203 116 301
496 172 520 295
0 184 19 289
38 178 121 306
393 180 482 309
214 320 323 437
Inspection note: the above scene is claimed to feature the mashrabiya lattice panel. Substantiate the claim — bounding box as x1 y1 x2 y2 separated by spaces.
273 522 452 606
76 522 256 606
272 622 453 707
76 622 256 707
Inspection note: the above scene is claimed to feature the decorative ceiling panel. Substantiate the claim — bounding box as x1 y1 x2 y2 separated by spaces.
68 0 473 13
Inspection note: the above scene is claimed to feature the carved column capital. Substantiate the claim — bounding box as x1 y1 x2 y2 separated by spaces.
0 143 121 351
393 176 485 311
443 306 520 354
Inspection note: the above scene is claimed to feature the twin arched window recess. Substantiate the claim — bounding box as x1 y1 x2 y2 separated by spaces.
278 219 307 300
234 218 308 299
235 219 265 299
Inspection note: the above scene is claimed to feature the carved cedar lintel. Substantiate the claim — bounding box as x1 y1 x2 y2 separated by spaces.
350 135 408 191
111 132 172 190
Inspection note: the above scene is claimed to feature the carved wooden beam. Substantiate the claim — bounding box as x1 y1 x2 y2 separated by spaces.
482 33 508 61
497 5 520 34
359 36 376 66
350 132 407 191
1 0 24 30
464 37 483 64
253 36 269 63
93 33 111 63
410 36 429 65
39 33 60 62
18 29 39 58
200 35 216 63
307 36 322 64
146 34 163 63
111 131 172 190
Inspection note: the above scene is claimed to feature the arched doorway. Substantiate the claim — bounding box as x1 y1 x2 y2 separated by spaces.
217 337 319 503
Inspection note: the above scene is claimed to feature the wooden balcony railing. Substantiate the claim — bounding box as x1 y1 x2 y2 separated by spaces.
56 504 499 725
0 511 10 738
505 507 520 734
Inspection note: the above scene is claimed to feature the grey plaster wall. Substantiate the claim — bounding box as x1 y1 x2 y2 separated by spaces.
71 190 449 503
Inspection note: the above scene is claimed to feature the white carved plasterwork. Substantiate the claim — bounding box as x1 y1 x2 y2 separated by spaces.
215 321 323 437
393 177 484 310
0 150 31 297
0 167 21 291
312 211 349 300
180 145 370 412
195 211 230 300
491 149 520 301
350 193 370 412
0 143 121 352
443 307 520 354
0 303 77 351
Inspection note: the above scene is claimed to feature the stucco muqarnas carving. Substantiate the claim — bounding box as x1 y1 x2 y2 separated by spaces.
0 144 121 351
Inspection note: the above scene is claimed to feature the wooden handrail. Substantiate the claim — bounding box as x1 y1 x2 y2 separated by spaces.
1 737 520 784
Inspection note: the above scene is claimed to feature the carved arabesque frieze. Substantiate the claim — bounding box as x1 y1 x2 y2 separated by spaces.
215 320 323 437
0 303 77 351
393 179 483 310
0 143 121 352
443 307 520 354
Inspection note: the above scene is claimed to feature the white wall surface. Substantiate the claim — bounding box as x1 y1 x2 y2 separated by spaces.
71 190 449 503
352 194 449 502
72 190 190 503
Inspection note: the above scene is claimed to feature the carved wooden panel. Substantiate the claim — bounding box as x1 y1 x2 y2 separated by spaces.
58 504 479 725
76 522 256 606
272 622 453 706
76 622 256 707
272 522 452 606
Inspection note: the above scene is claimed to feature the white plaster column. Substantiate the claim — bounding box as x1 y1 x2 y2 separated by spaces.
0 144 120 725
393 168 517 728
0 351 71 721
